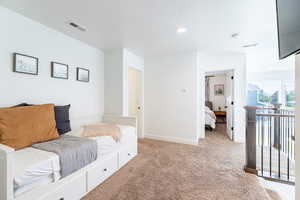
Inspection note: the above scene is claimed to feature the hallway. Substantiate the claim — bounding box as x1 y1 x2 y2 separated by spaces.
83 124 273 200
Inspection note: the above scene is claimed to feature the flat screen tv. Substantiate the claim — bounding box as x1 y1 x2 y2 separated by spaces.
276 0 300 59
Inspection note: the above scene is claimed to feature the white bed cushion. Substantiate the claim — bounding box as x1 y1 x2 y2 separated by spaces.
13 147 60 196
14 174 58 197
90 136 118 155
67 124 137 155
118 125 136 144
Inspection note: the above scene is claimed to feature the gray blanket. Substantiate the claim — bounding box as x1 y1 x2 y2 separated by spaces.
32 135 97 178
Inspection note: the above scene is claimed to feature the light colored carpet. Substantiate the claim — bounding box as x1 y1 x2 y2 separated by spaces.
83 125 273 200
265 189 282 200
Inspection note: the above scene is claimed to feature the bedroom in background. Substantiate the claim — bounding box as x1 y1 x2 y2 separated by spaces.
204 70 235 140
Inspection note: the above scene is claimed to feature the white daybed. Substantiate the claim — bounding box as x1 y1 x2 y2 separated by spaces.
0 115 138 200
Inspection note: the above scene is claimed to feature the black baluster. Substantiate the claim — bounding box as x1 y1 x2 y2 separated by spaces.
261 116 264 176
278 115 281 179
287 115 290 181
269 116 272 177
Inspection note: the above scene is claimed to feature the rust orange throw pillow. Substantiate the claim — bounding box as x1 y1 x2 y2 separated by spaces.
0 104 59 150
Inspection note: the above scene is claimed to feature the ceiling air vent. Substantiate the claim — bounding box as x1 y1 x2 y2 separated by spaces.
242 43 258 48
68 21 86 32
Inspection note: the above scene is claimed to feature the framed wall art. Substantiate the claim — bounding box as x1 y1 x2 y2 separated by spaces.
77 67 90 82
51 62 69 79
214 84 224 96
13 53 38 75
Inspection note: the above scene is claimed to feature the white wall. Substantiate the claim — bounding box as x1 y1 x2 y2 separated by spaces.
0 6 104 129
104 49 144 116
144 52 202 145
104 49 124 115
208 74 227 111
144 52 245 145
199 53 247 143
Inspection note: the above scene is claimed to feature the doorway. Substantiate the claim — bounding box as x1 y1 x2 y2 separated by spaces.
127 67 144 138
204 70 235 140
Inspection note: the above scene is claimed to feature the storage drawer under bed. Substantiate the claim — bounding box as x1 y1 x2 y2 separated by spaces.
42 173 86 200
119 142 138 168
15 143 137 200
87 154 118 192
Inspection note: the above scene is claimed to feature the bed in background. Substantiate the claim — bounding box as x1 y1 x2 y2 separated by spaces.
205 101 216 130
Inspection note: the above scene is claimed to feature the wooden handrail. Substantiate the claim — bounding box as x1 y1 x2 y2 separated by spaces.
256 113 295 117
244 106 276 110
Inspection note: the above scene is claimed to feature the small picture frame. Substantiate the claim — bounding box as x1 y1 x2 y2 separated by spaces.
13 53 38 75
51 62 69 79
214 84 224 96
77 67 90 82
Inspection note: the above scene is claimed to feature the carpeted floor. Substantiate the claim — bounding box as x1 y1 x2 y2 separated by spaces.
265 189 282 200
83 125 274 200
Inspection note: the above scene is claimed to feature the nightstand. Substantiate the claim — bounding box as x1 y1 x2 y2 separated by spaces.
214 111 226 123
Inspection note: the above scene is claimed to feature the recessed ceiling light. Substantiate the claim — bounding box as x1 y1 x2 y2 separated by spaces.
231 33 239 38
177 27 187 34
243 43 259 48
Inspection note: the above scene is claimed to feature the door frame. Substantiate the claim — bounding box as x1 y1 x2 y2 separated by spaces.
225 70 235 140
124 65 145 139
204 69 235 140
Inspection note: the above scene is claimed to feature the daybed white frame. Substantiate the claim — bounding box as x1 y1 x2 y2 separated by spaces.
0 115 137 200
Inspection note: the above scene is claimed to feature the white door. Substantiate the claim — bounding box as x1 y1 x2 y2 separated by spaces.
226 71 234 140
128 67 143 138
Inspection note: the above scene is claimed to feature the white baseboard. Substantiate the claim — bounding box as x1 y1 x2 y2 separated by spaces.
144 133 198 145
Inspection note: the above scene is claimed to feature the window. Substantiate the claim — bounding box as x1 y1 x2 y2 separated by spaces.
247 77 295 109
